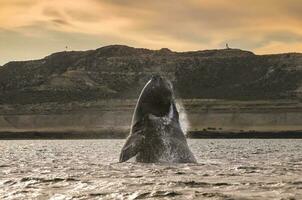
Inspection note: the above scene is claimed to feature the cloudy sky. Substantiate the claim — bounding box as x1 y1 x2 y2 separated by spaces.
1 0 302 65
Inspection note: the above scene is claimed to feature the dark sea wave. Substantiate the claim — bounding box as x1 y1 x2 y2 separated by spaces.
0 139 301 199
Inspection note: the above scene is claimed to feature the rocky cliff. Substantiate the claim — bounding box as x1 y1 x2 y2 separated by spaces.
1 45 302 104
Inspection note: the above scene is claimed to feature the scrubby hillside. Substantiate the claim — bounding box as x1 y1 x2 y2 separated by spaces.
0 45 302 104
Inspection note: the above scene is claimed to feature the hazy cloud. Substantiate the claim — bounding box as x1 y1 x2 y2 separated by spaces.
1 0 302 64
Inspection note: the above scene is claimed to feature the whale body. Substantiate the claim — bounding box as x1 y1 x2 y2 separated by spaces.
119 75 196 163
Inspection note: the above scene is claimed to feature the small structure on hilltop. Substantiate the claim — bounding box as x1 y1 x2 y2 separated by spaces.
226 43 230 49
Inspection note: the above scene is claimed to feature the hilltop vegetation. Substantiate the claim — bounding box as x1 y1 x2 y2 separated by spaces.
0 45 302 104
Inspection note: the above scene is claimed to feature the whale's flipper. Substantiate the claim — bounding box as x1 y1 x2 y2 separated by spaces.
119 132 144 162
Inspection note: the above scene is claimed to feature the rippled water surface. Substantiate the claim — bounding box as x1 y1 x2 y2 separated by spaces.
1 139 302 200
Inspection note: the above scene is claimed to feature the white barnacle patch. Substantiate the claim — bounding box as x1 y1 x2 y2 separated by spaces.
148 114 172 126
162 117 172 125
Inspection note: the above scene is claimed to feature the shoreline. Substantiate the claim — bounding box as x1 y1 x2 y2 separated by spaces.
1 130 302 140
1 99 302 139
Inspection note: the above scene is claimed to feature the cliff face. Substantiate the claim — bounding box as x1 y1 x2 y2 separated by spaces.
1 45 302 104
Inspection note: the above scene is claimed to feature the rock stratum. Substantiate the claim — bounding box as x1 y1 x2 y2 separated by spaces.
1 45 302 104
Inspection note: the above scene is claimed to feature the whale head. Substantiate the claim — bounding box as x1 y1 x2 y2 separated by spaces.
132 75 178 126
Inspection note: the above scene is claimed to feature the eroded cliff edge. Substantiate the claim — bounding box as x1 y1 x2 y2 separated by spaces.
1 45 302 103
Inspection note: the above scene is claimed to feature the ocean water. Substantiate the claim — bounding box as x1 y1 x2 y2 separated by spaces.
0 139 301 200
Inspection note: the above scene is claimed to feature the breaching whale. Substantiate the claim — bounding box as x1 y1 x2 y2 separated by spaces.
119 75 197 163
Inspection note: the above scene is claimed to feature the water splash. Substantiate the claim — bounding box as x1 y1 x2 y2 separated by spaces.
175 100 190 134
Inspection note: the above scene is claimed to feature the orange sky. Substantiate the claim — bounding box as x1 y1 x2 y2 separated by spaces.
1 0 302 65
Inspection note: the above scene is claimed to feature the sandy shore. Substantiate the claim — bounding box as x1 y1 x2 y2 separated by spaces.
1 99 302 139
